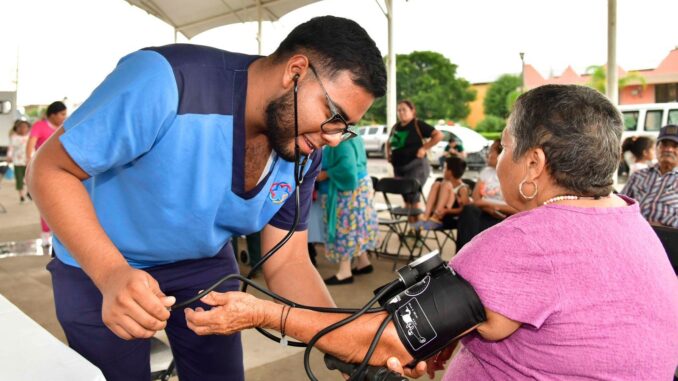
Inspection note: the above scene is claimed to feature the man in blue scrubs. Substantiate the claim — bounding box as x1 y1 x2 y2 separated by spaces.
27 16 386 381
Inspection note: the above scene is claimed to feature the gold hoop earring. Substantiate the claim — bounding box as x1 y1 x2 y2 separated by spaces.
519 179 538 200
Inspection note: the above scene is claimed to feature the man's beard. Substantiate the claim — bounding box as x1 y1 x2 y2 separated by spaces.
265 89 298 162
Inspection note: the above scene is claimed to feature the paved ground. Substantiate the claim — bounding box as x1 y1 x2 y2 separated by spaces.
0 159 454 381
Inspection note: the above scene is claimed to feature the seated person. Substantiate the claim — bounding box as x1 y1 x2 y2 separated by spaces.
456 140 517 249
621 135 655 175
621 124 678 228
438 133 465 168
414 156 471 230
184 85 678 381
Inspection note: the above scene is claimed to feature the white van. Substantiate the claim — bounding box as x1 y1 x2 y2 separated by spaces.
618 102 678 141
0 91 18 157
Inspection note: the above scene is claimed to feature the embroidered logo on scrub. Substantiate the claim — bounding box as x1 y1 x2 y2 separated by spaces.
269 182 292 204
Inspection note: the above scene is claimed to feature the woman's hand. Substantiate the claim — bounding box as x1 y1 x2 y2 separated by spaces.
185 291 266 336
425 343 457 378
416 147 427 158
317 170 329 182
384 358 428 379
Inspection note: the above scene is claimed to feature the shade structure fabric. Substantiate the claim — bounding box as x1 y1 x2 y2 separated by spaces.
125 0 321 39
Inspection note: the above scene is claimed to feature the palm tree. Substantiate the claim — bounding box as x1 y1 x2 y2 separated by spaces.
586 65 646 94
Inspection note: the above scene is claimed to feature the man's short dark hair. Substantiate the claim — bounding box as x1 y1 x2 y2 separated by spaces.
509 85 623 197
46 101 67 116
273 16 386 98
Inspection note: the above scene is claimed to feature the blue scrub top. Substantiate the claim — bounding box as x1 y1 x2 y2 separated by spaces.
56 44 320 268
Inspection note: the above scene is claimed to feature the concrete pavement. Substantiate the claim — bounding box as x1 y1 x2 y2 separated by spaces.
0 172 453 381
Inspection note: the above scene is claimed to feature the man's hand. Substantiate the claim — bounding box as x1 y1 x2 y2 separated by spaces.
100 266 174 340
185 291 266 336
416 147 427 159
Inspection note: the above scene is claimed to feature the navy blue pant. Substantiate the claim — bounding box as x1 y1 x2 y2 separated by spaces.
47 244 244 381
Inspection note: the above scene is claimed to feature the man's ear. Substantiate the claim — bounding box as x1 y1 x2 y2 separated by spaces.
282 55 310 89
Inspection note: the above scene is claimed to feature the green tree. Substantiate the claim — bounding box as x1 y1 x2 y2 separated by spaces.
586 65 646 94
362 51 476 124
476 115 506 133
484 74 521 119
505 89 522 114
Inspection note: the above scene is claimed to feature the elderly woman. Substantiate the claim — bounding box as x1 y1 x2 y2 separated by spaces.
184 85 678 380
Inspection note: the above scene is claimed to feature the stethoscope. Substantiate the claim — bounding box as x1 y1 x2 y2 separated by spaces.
170 74 397 381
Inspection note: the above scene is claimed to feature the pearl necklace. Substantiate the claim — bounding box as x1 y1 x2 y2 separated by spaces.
542 195 580 206
542 194 610 206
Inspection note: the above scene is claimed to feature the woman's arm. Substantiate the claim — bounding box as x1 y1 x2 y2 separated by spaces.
472 180 488 208
185 292 413 366
25 136 38 163
476 309 521 341
416 130 443 158
6 141 13 163
472 181 516 217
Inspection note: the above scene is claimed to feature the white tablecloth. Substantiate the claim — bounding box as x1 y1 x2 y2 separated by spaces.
0 293 106 381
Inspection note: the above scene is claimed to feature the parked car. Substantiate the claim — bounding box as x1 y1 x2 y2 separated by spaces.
358 124 389 157
0 91 17 158
428 125 490 171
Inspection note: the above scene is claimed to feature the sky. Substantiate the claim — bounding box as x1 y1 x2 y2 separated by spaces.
1 0 677 106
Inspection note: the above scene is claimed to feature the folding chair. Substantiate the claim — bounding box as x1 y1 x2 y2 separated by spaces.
652 225 678 275
373 177 434 269
0 163 9 213
150 337 176 381
416 178 476 257
370 176 390 214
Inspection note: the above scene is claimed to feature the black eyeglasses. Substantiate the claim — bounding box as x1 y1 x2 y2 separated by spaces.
308 65 358 142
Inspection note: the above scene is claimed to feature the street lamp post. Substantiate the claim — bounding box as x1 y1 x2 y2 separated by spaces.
519 52 525 93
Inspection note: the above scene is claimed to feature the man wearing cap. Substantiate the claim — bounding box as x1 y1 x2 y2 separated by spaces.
622 124 678 228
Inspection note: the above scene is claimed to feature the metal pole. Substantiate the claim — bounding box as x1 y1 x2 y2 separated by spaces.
13 47 19 107
174 28 178 43
520 52 525 94
386 0 396 130
257 0 262 55
15 47 19 92
607 0 618 104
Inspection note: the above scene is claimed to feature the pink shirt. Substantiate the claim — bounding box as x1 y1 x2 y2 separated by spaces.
30 119 58 150
445 197 678 380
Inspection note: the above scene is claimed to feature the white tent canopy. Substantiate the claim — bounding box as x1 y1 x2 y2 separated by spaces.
123 0 616 127
124 0 320 40
123 0 399 127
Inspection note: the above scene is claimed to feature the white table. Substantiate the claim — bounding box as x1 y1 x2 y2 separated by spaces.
0 294 106 381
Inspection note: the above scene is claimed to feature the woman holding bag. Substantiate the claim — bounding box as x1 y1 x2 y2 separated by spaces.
386 100 443 221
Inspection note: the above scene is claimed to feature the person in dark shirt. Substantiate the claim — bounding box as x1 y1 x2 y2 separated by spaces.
386 100 443 220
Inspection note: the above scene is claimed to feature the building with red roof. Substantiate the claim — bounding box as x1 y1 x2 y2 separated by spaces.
467 49 678 127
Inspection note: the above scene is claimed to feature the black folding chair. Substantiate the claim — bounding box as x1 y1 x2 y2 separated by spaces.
373 177 434 268
416 178 476 257
652 225 678 275
150 337 176 381
0 163 9 213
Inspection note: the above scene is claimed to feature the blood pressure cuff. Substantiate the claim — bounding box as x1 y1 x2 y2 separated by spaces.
384 267 485 364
